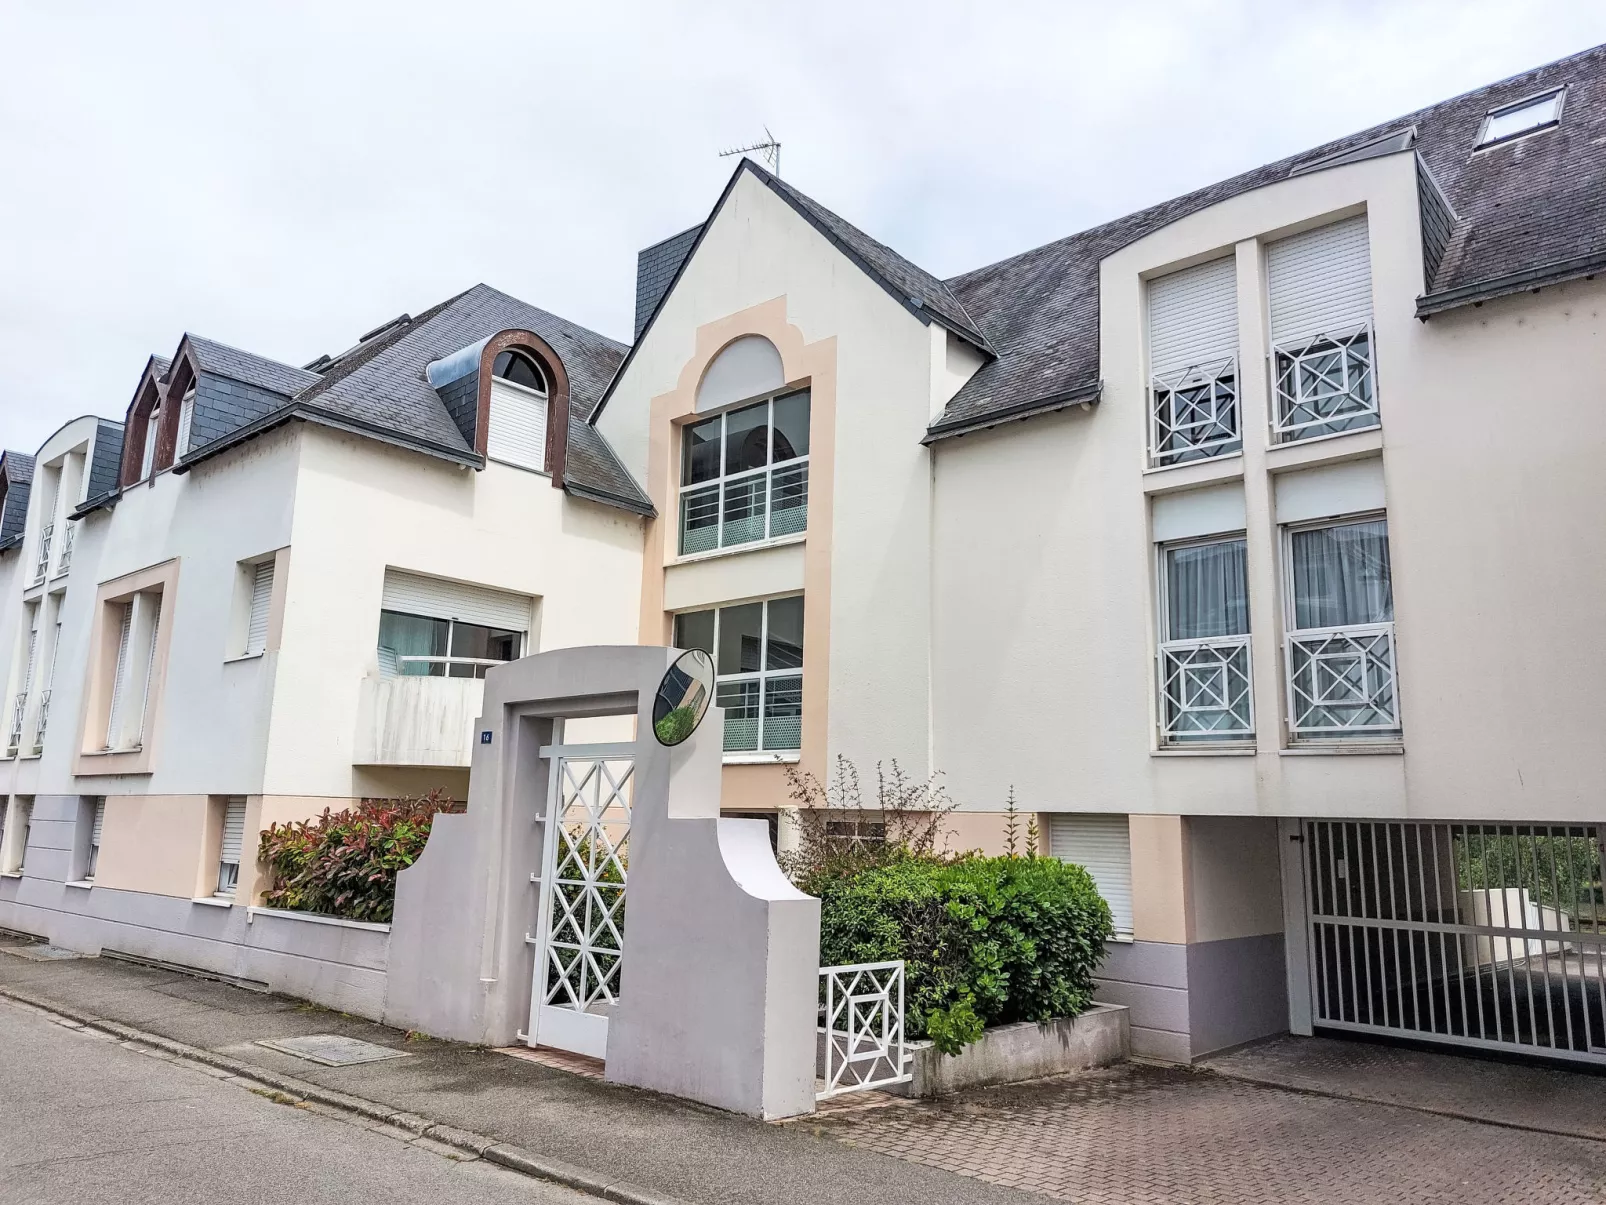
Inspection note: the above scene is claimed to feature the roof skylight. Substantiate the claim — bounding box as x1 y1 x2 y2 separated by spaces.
1476 88 1564 148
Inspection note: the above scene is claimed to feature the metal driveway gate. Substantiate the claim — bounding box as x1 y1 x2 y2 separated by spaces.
525 741 634 1059
1300 819 1606 1065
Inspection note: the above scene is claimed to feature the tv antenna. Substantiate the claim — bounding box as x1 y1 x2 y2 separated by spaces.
720 127 781 177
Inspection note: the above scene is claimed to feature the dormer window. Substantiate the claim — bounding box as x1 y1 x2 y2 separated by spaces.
140 405 160 479
494 350 547 393
1476 88 1564 148
486 349 551 473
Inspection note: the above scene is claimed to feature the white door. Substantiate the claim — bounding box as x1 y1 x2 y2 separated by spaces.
525 737 635 1058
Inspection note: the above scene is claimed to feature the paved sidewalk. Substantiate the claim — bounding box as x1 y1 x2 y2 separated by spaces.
0 943 1036 1205
810 1062 1606 1203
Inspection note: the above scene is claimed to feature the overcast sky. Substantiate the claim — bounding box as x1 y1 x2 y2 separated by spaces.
3 1 1604 454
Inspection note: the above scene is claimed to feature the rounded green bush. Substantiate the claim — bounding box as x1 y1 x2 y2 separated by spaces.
814 854 1114 1052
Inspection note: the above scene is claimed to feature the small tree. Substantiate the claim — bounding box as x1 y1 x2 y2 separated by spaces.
780 756 958 890
1002 786 1022 857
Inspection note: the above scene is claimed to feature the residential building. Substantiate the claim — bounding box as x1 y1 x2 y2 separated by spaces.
0 285 648 968
598 46 1606 1064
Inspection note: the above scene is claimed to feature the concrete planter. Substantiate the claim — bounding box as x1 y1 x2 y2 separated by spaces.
899 1003 1129 1097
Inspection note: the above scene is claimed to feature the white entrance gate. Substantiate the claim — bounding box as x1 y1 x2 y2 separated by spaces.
817 961 912 1098
524 740 635 1059
1297 819 1606 1065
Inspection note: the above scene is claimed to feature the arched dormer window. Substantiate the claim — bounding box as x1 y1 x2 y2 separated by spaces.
486 348 552 474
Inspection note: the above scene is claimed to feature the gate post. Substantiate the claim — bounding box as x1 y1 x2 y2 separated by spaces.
1279 817 1314 1035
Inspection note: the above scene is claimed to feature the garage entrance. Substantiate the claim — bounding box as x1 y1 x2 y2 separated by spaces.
1294 820 1606 1065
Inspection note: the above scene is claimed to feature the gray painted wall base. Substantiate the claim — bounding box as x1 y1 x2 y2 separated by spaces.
902 1005 1129 1097
1095 934 1288 1062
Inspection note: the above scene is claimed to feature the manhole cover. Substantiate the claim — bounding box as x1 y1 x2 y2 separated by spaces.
255 1034 409 1067
1 944 86 961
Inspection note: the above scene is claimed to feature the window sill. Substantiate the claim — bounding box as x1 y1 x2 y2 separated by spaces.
65 880 94 890
670 532 806 568
0 872 21 880
1265 424 1382 471
1141 453 1243 494
1279 743 1403 756
485 456 552 479
191 896 235 908
17 753 40 762
723 751 801 766
1150 747 1257 757
1106 934 1136 945
223 651 266 665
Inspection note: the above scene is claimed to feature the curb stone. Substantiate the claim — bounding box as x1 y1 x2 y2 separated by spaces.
0 984 689 1205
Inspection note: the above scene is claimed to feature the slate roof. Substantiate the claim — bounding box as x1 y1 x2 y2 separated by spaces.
164 285 650 513
928 43 1606 437
636 225 702 340
186 337 319 397
0 450 35 551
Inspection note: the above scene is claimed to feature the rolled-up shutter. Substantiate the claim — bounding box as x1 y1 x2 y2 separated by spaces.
381 569 532 634
1268 215 1373 346
246 561 274 655
1148 255 1238 377
176 392 195 458
220 799 246 867
486 379 548 473
1049 813 1134 938
89 798 105 848
105 602 133 746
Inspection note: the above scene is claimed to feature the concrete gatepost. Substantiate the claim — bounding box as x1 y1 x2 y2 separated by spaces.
383 644 821 1120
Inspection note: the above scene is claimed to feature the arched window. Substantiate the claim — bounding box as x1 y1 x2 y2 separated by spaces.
487 348 552 474
493 350 548 394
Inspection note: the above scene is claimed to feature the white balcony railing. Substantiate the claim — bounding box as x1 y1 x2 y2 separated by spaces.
31 524 52 586
1271 324 1379 442
6 692 25 755
56 522 75 576
678 458 809 556
1158 635 1253 743
1286 622 1400 739
30 689 50 754
394 654 508 678
1149 356 1240 466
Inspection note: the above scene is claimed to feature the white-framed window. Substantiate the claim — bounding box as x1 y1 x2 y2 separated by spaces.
175 388 196 459
7 602 39 756
1283 515 1399 742
103 590 162 752
377 570 530 679
217 797 245 897
486 350 550 473
140 405 161 479
673 595 804 753
1267 216 1378 443
84 797 106 880
3 797 32 874
244 559 274 656
1048 814 1133 940
678 389 810 556
1157 535 1253 744
1147 256 1240 466
1476 87 1565 148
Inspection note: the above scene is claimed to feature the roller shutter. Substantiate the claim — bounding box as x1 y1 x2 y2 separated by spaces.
1049 813 1134 938
381 569 533 634
1267 215 1373 346
245 561 274 655
486 379 548 473
1148 255 1239 377
219 799 246 867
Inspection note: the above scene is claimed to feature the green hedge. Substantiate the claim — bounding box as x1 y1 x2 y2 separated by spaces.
814 855 1113 1053
258 791 463 924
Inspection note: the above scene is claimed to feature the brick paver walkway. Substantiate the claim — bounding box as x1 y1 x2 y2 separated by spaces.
808 1063 1606 1203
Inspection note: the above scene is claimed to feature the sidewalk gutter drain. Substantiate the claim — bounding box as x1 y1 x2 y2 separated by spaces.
256 1034 410 1067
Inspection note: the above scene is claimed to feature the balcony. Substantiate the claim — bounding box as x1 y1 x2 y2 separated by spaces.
1272 324 1379 443
354 658 492 767
6 692 24 756
1285 622 1400 740
679 460 808 556
716 672 802 754
1149 357 1240 467
1158 636 1253 744
31 524 52 587
30 689 50 755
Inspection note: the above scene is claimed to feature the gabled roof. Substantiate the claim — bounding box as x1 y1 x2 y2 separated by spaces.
164 284 650 513
929 43 1606 438
0 450 35 552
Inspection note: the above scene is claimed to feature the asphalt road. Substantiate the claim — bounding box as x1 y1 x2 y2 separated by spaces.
0 998 594 1205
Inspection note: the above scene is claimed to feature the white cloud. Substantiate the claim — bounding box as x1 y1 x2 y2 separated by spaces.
1 0 1602 452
